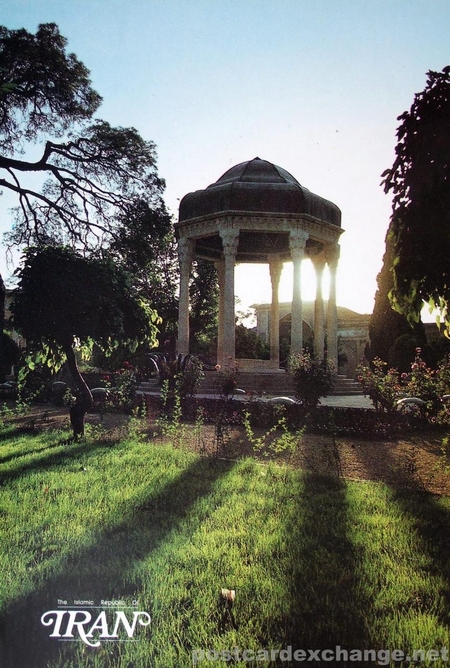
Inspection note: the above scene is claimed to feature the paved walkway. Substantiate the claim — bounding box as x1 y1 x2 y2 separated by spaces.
319 395 374 409
139 388 374 409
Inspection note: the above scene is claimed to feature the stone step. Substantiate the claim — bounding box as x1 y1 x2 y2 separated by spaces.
332 375 363 396
198 371 294 396
198 371 363 397
331 388 363 396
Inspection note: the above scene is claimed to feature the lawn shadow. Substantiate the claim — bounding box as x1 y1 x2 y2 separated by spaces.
0 455 235 668
0 427 43 458
354 439 450 632
0 429 71 466
278 435 371 662
0 432 129 483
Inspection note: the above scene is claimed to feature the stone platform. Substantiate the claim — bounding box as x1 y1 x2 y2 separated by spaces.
137 369 371 408
197 370 363 397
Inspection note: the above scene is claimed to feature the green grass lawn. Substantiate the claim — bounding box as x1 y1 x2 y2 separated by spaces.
1 423 450 667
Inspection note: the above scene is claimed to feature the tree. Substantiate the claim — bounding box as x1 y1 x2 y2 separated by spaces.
366 227 427 367
0 23 167 251
189 260 219 357
235 323 269 359
0 23 218 359
382 66 450 333
110 199 179 346
11 246 159 438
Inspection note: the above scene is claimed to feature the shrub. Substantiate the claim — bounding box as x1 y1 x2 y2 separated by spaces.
435 353 450 397
289 350 334 410
357 357 401 413
110 363 137 411
357 349 450 418
388 333 429 373
215 360 240 398
404 348 441 414
148 353 204 399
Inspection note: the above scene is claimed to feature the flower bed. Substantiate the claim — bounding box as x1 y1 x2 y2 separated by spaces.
145 394 440 440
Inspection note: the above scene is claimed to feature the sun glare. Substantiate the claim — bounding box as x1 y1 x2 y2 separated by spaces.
235 261 331 321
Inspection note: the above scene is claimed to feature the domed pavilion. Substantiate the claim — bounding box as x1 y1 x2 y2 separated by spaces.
176 157 343 371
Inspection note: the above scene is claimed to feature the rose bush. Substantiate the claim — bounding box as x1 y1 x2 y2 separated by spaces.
290 350 334 410
357 349 450 419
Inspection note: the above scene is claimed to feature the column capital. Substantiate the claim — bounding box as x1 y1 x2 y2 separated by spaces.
289 230 309 258
269 256 283 284
325 243 340 268
220 228 239 257
177 237 194 265
310 250 327 271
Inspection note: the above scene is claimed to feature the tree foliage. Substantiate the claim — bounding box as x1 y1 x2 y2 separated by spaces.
189 260 219 355
382 66 450 333
235 323 269 359
0 23 167 250
0 22 219 360
110 199 179 343
11 246 159 364
366 227 427 367
11 245 160 437
0 23 100 150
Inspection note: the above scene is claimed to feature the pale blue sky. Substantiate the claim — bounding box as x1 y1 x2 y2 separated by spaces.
1 0 449 317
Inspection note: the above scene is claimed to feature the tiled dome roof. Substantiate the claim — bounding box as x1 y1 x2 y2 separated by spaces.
179 157 341 227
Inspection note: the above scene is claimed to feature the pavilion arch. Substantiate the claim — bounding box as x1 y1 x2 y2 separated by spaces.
175 157 343 371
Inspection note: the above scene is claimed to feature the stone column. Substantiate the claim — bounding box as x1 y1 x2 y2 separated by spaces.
177 237 194 355
269 255 283 368
312 253 326 359
216 259 225 366
289 230 309 356
220 228 239 367
325 243 340 370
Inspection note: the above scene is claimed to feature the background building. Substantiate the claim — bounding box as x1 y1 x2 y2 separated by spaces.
252 301 370 378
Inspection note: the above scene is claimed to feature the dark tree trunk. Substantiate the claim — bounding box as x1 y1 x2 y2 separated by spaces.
63 342 93 440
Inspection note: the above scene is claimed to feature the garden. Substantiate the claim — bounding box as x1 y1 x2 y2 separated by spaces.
1 20 450 668
1 346 450 667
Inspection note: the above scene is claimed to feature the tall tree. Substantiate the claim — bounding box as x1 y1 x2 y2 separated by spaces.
0 23 167 250
189 259 219 356
0 22 180 355
0 23 217 357
382 66 450 333
11 246 159 438
110 199 179 345
366 227 427 368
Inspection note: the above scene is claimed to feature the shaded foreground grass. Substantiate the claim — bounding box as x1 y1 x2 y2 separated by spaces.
0 426 449 667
